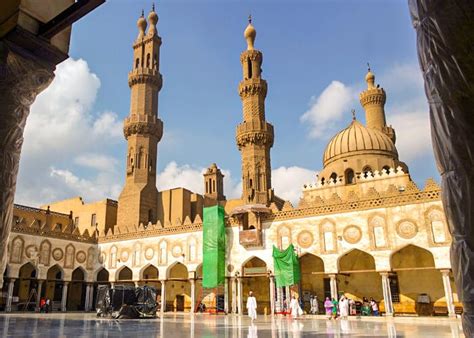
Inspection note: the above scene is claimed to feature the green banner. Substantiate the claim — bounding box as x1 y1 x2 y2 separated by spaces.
272 244 301 288
202 205 226 288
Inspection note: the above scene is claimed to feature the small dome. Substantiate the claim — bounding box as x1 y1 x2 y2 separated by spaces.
137 13 147 32
148 8 158 26
323 119 397 167
244 16 256 50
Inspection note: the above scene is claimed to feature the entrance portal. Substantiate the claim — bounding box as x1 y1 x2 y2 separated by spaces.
242 257 269 315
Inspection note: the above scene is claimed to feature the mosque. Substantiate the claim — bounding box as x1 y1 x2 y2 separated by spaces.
0 8 461 318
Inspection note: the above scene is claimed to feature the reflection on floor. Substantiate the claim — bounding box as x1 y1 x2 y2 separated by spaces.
0 313 464 337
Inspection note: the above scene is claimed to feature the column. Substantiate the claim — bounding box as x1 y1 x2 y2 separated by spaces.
269 276 275 315
231 277 237 314
224 277 229 314
237 277 243 315
380 272 394 316
190 278 195 313
160 280 166 314
35 280 43 312
441 269 456 317
84 283 91 312
89 284 95 310
61 282 69 312
5 278 15 312
329 274 338 300
0 46 55 288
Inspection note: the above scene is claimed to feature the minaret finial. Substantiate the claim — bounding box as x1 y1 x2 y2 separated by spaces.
152 3 155 11
367 62 371 72
141 9 144 17
244 15 256 50
248 14 252 24
352 109 356 120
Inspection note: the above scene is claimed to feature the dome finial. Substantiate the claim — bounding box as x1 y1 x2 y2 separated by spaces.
137 9 147 39
351 109 356 121
365 62 375 89
244 15 256 50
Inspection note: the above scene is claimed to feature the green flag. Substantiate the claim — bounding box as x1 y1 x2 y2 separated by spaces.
272 244 301 288
202 205 226 288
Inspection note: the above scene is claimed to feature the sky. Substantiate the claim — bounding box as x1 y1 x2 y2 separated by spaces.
15 0 438 207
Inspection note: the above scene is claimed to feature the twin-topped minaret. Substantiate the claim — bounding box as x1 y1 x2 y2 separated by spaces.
236 17 275 205
117 6 163 227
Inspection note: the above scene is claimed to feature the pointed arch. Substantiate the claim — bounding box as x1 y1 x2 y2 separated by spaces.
18 262 37 279
338 249 376 273
116 266 133 281
167 261 188 280
64 244 75 269
71 266 86 281
390 244 435 270
47 264 64 280
10 236 24 263
95 267 109 282
140 263 159 280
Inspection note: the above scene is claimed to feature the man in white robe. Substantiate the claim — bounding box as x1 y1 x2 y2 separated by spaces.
310 296 319 315
246 291 257 321
290 295 303 318
339 295 349 319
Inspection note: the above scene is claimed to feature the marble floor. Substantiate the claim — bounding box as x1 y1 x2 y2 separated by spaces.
0 313 465 337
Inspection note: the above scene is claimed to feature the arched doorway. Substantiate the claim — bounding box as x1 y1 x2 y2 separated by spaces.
92 268 109 310
167 262 190 312
13 263 38 311
45 265 64 310
391 245 444 315
116 266 134 286
67 268 86 311
338 249 382 307
242 257 269 315
300 253 325 313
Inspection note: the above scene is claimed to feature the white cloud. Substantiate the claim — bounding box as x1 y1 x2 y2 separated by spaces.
300 81 355 138
157 162 206 193
272 166 315 206
15 58 123 206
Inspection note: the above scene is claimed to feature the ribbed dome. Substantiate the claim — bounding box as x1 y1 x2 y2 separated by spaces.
323 119 397 166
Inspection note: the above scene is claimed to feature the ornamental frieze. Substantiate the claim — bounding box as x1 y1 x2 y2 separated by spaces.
240 50 262 63
128 72 163 90
123 120 163 140
239 81 267 98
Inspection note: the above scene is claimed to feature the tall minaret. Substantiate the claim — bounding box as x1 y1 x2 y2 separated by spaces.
117 7 163 227
236 16 274 205
359 66 395 142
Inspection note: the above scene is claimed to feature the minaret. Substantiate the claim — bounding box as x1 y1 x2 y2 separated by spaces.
203 163 225 201
236 16 274 205
359 66 395 142
117 7 163 227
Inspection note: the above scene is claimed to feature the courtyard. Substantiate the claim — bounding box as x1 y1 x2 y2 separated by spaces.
0 313 464 337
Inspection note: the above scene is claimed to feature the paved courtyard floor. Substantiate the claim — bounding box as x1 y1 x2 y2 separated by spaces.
0 312 464 337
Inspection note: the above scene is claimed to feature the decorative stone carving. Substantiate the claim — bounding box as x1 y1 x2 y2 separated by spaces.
396 220 418 239
10 236 24 263
172 243 183 258
86 247 95 270
25 245 38 259
99 252 106 264
343 225 362 244
227 264 234 273
120 249 130 262
145 247 154 260
64 244 75 269
39 240 51 266
297 230 314 248
52 248 64 261
76 251 87 264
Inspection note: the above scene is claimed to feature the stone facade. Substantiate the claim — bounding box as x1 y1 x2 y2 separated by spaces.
1 10 459 318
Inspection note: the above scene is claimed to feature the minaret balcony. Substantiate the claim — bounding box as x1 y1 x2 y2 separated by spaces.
236 121 274 148
239 229 263 248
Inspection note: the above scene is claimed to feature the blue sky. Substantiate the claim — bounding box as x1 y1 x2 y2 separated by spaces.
16 0 438 207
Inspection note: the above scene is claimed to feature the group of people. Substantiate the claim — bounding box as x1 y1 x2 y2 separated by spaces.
323 296 379 319
39 298 52 313
246 291 380 321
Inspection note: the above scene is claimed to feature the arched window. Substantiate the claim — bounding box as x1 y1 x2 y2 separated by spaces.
135 58 140 69
146 53 150 68
320 177 325 185
362 166 372 178
345 169 355 184
330 172 338 183
382 166 390 174
247 57 252 79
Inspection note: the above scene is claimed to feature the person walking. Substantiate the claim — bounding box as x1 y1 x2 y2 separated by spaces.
361 297 370 316
331 298 339 319
289 295 303 318
324 297 333 319
246 291 257 321
45 298 51 313
370 298 379 316
339 295 349 319
310 295 319 315
349 298 356 316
